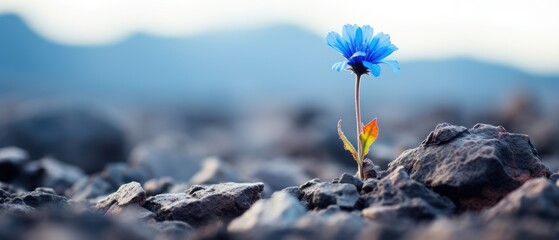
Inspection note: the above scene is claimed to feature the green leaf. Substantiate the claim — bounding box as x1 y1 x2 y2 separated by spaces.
337 120 357 161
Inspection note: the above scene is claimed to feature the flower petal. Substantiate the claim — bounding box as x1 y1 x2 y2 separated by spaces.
342 24 358 53
332 61 349 72
368 45 398 62
354 27 363 50
361 25 374 44
326 32 351 58
379 60 400 72
363 61 381 77
349 51 366 60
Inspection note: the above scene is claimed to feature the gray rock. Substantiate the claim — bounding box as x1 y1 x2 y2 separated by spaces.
249 158 311 192
167 183 190 193
102 163 149 188
107 204 155 222
34 187 56 194
484 178 559 221
19 190 71 211
294 206 365 240
66 164 149 202
0 147 28 182
189 157 240 185
143 177 175 196
362 179 379 193
66 175 114 202
228 191 306 232
333 173 363 192
388 123 551 211
150 221 196 240
278 186 302 199
145 182 264 227
95 181 146 214
358 219 416 240
550 171 559 185
362 166 455 221
21 157 86 194
299 179 359 210
0 109 127 173
361 158 378 180
0 203 35 216
129 140 201 182
409 214 559 240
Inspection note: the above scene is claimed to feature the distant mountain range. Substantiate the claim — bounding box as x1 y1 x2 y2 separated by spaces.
1 14 558 113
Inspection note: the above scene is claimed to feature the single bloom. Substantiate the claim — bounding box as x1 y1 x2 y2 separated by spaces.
326 24 400 76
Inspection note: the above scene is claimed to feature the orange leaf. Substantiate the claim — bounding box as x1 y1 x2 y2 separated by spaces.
359 118 379 157
337 120 357 160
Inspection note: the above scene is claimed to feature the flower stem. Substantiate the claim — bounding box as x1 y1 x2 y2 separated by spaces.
354 74 364 180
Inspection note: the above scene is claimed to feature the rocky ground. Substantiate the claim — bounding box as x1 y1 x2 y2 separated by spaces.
1 118 559 240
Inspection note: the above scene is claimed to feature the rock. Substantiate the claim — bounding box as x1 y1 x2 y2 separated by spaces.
20 157 86 194
550 171 559 185
248 158 311 192
0 188 10 201
0 203 35 216
144 182 264 227
333 173 363 192
299 179 359 210
19 190 71 211
484 178 559 221
294 206 365 240
189 157 240 185
66 176 114 202
167 183 190 194
228 191 307 232
150 221 196 240
279 186 302 199
66 164 148 202
0 182 23 194
95 181 146 214
101 163 149 187
107 204 155 222
143 177 175 196
0 147 28 182
0 210 153 240
361 158 378 180
358 219 417 240
34 187 56 194
129 140 201 182
409 214 559 240
361 166 455 221
0 109 127 173
388 123 551 211
362 179 379 193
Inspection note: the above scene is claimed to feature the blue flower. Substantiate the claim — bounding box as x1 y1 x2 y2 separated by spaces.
326 24 400 77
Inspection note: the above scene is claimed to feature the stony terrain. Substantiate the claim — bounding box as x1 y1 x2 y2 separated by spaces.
1 119 559 240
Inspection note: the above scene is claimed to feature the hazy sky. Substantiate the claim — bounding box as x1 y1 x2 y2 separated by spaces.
1 0 559 74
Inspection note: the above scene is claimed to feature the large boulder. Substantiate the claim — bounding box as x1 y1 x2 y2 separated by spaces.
388 123 551 211
0 109 127 173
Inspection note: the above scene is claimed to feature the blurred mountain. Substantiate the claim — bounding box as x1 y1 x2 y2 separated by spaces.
1 13 558 113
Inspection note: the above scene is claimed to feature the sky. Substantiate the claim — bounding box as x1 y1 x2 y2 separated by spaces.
1 0 559 74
